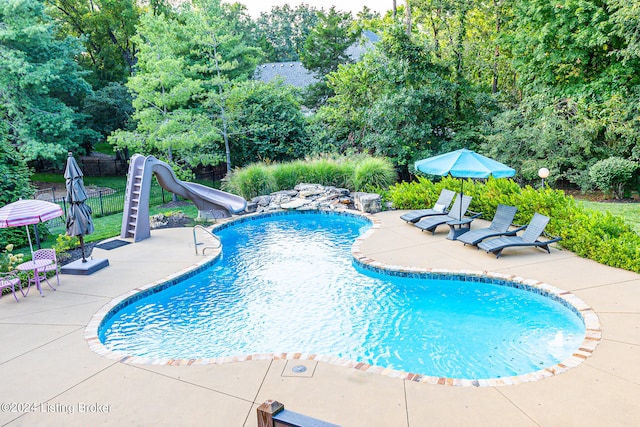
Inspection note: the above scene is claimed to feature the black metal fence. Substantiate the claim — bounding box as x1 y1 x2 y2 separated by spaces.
77 157 128 176
44 180 172 228
30 157 128 177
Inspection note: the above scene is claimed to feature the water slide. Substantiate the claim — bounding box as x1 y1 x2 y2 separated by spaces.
121 154 246 242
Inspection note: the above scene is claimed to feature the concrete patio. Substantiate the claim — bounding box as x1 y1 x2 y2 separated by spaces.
0 209 638 426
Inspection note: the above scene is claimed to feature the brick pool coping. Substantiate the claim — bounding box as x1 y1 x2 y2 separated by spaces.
85 209 601 387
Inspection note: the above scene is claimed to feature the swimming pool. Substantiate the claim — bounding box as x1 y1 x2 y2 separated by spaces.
96 211 594 382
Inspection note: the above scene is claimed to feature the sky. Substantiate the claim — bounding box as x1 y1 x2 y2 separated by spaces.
223 0 393 18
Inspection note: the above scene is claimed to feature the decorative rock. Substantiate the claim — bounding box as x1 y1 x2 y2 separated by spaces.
244 202 257 213
334 187 351 196
270 193 292 205
252 195 271 206
273 190 298 197
281 199 308 209
294 183 324 192
247 184 382 214
299 189 323 198
353 192 382 214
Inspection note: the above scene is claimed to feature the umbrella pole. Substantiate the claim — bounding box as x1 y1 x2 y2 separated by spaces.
25 225 34 257
459 179 464 220
79 235 87 263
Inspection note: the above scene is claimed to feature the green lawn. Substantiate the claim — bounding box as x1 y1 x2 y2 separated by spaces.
47 204 201 243
580 200 640 233
17 204 201 257
24 171 222 257
32 173 127 188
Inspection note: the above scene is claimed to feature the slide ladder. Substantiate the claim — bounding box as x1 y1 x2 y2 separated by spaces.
121 155 152 241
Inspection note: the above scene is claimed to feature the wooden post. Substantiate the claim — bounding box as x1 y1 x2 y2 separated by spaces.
257 400 285 427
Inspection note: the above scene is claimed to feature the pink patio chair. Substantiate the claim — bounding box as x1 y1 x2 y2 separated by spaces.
0 270 23 302
32 249 60 288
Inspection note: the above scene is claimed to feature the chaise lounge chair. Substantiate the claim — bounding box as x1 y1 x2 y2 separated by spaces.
400 189 456 223
477 213 562 258
414 194 475 234
457 204 520 246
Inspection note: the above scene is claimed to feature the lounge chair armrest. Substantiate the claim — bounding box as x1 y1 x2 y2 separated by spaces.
467 211 483 219
541 234 562 244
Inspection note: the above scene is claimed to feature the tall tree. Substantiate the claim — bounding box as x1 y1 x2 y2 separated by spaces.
609 0 640 64
109 0 262 174
109 10 217 175
300 7 359 107
0 0 97 163
187 0 262 171
301 7 358 77
316 24 456 169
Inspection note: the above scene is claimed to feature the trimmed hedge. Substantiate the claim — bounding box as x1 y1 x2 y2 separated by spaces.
389 177 640 273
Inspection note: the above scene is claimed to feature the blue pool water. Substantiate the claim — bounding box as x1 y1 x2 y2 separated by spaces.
99 212 585 380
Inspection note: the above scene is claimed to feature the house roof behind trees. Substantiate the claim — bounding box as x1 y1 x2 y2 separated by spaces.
345 30 380 61
253 30 379 88
254 62 319 88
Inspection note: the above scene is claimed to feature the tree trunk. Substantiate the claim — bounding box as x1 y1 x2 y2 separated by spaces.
405 0 412 35
492 0 501 94
430 9 442 58
454 3 468 115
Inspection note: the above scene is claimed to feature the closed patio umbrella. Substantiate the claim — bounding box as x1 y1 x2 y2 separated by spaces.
0 199 64 256
65 152 94 262
415 148 516 218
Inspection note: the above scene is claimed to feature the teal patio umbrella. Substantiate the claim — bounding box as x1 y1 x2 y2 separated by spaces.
415 148 516 218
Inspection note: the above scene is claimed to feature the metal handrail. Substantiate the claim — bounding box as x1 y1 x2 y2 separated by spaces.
193 225 221 255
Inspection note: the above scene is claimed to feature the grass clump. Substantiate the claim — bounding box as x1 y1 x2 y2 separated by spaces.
223 155 396 199
353 157 397 192
223 163 277 199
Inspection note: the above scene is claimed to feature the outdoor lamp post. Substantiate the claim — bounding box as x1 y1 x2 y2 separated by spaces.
538 167 550 188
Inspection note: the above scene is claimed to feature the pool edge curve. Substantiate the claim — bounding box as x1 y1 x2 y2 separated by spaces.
84 208 602 387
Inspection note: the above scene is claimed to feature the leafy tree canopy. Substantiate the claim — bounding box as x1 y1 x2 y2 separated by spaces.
224 80 310 166
109 0 262 175
506 0 639 99
254 3 320 62
301 7 359 78
0 0 97 164
46 0 144 88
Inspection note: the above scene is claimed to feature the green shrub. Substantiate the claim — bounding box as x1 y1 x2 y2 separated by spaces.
54 234 80 263
589 157 638 199
0 244 25 272
388 177 440 209
388 178 640 273
0 223 52 253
